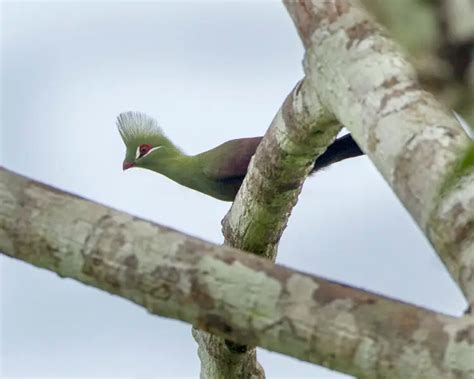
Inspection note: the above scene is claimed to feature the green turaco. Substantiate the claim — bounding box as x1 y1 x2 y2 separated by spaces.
117 111 364 201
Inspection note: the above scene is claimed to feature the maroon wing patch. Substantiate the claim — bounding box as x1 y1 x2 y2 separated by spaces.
203 137 262 181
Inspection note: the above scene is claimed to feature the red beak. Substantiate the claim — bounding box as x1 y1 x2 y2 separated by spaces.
123 161 135 171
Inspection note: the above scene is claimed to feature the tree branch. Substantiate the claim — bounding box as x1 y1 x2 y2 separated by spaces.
195 78 341 376
284 0 474 311
222 79 339 259
1 167 473 379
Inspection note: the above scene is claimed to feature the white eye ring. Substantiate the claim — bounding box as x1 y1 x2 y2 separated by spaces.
135 145 163 160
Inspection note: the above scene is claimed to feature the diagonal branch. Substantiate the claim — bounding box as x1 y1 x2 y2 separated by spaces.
1 167 473 379
195 78 342 376
222 79 340 259
284 0 474 311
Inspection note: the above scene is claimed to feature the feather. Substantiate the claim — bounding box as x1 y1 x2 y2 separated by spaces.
202 137 262 181
116 111 164 145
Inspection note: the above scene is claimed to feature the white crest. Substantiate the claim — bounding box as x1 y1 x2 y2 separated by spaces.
117 111 163 144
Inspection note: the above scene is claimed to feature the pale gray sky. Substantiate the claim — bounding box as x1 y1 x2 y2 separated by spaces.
0 1 467 378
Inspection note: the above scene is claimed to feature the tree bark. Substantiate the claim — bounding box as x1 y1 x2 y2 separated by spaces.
1 167 473 379
3 1 474 377
196 1 474 374
194 78 341 376
222 79 339 260
361 0 474 127
284 0 474 311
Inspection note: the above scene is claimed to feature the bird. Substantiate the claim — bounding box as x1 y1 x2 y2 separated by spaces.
117 111 364 201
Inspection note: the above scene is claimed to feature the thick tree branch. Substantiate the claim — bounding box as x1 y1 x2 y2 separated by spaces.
1 167 473 379
284 0 474 310
195 79 341 376
222 79 339 259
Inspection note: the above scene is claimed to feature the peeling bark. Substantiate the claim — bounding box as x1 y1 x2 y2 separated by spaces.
284 0 474 311
1 167 474 379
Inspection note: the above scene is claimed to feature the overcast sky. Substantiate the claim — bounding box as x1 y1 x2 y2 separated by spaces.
0 1 468 378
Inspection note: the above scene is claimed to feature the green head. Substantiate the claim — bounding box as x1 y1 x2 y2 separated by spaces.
117 112 180 171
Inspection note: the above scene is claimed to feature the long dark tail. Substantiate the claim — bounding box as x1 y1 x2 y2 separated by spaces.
312 134 364 172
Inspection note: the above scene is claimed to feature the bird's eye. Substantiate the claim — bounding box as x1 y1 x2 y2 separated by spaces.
136 144 152 159
140 144 151 155
135 144 162 160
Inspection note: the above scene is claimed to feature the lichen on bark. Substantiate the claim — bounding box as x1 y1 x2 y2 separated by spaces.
1 167 474 378
284 0 474 311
